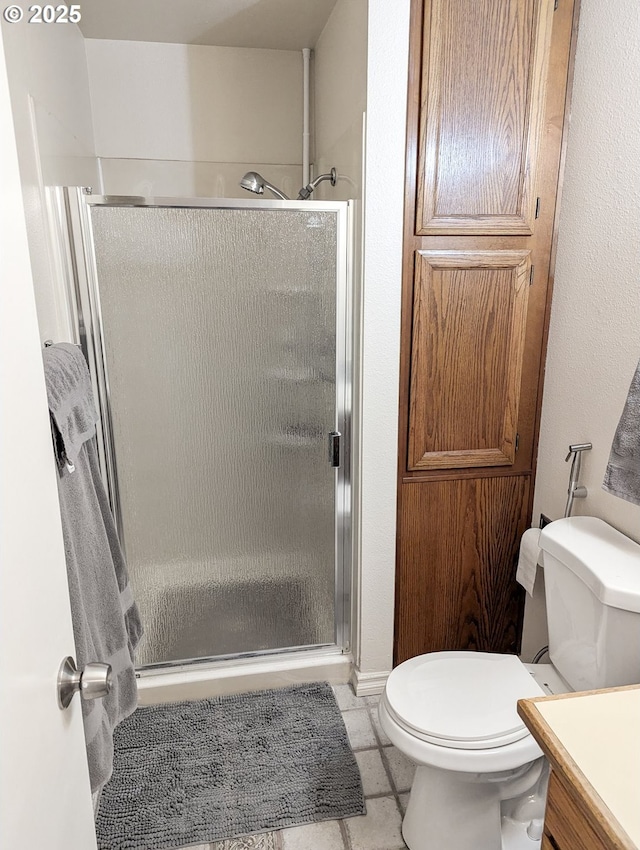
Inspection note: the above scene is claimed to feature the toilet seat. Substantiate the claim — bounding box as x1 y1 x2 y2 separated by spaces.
385 652 545 750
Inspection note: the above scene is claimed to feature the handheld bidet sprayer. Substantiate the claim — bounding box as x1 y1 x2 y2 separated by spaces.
564 443 592 517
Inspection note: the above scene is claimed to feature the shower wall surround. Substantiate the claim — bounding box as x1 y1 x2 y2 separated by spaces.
313 0 367 203
85 39 303 198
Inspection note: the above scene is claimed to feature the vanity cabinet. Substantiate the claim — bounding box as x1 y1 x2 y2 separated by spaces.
518 688 640 850
395 0 581 663
544 770 612 850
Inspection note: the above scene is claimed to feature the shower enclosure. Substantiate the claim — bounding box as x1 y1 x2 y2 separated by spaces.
54 189 351 670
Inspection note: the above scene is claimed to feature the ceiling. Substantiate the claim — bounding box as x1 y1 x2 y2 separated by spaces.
78 0 339 50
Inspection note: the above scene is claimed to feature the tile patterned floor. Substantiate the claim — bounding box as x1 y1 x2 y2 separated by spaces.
176 685 412 850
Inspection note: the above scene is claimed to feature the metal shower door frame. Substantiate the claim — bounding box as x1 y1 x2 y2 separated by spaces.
52 187 353 662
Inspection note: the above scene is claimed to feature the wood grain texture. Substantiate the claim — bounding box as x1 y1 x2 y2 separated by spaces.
545 771 633 850
416 0 554 234
394 475 530 663
399 0 579 485
408 250 531 470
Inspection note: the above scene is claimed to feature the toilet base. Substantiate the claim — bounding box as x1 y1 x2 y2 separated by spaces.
500 815 543 850
402 761 546 850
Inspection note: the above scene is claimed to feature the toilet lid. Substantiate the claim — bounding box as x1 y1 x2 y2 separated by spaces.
385 652 545 750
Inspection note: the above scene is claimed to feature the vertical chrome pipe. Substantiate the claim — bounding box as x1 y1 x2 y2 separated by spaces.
302 48 311 188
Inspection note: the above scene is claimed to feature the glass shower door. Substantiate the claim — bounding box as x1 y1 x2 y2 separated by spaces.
79 199 348 667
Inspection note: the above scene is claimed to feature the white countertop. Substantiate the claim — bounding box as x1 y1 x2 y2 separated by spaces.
536 687 640 847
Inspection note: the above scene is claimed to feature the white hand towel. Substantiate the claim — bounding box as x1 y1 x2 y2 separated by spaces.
516 527 542 596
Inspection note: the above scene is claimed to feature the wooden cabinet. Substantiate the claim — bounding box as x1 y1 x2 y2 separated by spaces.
395 0 580 664
416 0 554 236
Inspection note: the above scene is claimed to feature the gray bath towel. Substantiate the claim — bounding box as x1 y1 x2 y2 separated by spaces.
603 358 640 506
43 343 143 793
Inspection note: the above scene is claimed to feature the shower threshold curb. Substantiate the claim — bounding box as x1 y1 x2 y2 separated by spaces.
137 650 352 705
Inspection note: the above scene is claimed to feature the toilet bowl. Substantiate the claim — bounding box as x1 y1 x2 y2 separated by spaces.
381 517 640 850
379 652 548 850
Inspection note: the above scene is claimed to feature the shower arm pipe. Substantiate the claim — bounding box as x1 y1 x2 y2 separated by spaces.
302 48 311 188
297 167 337 201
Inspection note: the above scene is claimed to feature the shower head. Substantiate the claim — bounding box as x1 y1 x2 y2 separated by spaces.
239 171 290 201
239 171 264 194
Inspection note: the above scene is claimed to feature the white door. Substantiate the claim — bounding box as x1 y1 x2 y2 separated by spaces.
0 34 97 850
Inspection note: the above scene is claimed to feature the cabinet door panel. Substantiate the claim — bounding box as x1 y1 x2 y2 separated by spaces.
417 0 554 235
408 250 530 471
395 475 530 663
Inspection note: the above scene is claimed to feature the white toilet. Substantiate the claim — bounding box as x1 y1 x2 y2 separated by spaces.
379 516 640 850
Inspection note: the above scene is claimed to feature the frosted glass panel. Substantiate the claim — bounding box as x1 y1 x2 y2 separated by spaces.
90 206 338 665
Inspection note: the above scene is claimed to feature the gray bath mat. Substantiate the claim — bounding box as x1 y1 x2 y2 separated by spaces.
96 682 365 850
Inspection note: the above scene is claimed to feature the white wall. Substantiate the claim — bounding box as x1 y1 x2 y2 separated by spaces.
1 18 97 341
354 0 410 690
524 0 640 657
85 39 303 198
313 0 367 202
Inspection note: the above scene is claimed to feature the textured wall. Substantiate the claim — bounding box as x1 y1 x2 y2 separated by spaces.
523 0 640 657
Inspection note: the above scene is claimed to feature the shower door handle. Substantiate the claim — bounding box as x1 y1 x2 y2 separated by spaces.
329 431 341 468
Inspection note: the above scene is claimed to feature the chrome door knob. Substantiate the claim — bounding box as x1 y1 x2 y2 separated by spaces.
57 656 112 710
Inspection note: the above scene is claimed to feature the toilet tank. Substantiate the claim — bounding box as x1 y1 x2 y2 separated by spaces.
539 516 640 692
